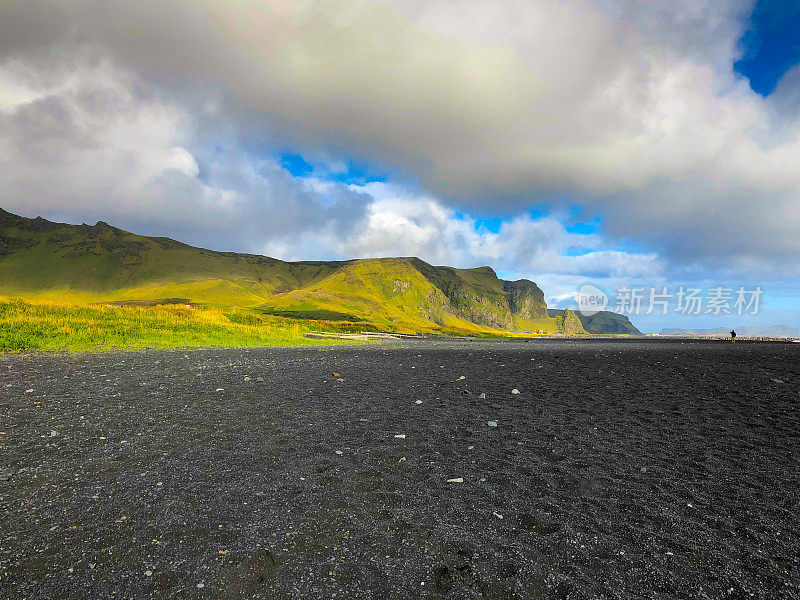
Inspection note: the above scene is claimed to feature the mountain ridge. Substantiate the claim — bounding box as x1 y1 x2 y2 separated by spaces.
0 208 633 335
547 309 643 336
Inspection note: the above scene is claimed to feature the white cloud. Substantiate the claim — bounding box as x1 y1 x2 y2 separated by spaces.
0 58 373 253
1 0 799 276
0 59 193 218
267 182 662 286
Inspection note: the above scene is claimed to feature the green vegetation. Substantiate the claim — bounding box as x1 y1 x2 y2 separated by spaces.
0 208 634 348
548 308 642 335
578 311 642 335
0 209 345 306
258 258 512 335
0 297 343 351
257 308 365 322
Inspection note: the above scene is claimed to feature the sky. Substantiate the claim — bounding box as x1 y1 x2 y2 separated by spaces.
1 0 800 333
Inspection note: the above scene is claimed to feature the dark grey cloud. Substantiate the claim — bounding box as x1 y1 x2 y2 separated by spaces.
1 0 799 277
0 58 371 254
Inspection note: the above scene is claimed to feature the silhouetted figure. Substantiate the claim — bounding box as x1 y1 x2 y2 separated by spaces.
730 329 736 343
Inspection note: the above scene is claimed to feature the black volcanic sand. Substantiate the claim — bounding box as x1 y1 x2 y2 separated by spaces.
1 339 799 599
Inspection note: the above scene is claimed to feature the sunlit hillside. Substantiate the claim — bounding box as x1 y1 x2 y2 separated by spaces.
0 208 583 337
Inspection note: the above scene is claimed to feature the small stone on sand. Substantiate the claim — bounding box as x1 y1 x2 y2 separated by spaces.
511 389 520 395
487 421 498 427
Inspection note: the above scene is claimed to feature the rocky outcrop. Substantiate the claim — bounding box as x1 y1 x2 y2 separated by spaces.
502 279 548 320
548 309 640 335
546 309 587 334
580 311 642 335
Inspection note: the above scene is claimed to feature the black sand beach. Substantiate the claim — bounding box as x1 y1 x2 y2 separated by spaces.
1 339 798 599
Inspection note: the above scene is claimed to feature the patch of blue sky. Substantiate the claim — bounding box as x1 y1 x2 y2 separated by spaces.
472 216 503 233
734 0 800 96
279 152 387 185
328 161 387 185
565 247 593 257
761 293 800 311
279 153 314 177
565 221 598 235
527 206 550 219
470 206 552 234
566 203 584 217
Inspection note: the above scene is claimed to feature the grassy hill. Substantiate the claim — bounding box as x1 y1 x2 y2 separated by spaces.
0 208 584 336
0 295 332 351
0 209 345 305
548 309 642 335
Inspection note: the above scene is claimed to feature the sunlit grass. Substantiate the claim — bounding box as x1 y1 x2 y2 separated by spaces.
0 296 344 351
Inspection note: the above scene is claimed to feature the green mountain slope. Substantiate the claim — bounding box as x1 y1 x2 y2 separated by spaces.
0 209 344 304
548 308 642 335
0 208 586 334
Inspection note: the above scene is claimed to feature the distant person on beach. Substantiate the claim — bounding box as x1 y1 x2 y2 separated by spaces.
731 329 736 343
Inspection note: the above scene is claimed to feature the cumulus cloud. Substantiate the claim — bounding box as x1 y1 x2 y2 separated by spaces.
0 57 372 253
264 181 661 285
1 52 656 286
1 0 799 275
